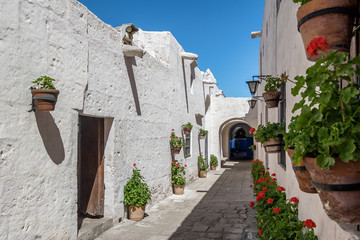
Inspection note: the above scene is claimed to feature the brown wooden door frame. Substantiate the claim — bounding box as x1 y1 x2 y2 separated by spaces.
78 116 104 217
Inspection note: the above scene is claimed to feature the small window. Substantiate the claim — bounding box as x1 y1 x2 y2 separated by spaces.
184 134 191 158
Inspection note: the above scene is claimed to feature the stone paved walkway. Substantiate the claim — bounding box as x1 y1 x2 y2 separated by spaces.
96 160 258 240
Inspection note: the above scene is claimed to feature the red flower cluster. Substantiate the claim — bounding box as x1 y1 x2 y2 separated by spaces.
277 186 285 192
290 197 299 204
172 129 174 131
256 191 266 202
258 229 263 236
133 163 136 167
171 161 174 165
250 128 256 134
250 185 253 188
185 164 187 167
170 136 173 138
271 173 276 177
267 198 274 204
175 164 179 168
273 208 281 214
250 202 255 208
272 178 277 182
306 37 329 57
262 187 268 192
303 219 316 228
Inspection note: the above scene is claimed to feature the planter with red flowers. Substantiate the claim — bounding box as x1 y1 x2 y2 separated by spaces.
199 128 208 139
182 122 193 135
250 128 259 142
170 130 183 154
171 160 186 195
262 74 287 108
31 76 59 111
291 37 360 223
294 0 357 61
255 123 285 154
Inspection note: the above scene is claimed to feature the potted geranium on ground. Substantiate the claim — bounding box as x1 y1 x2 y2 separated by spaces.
262 74 287 108
170 129 183 154
182 122 193 134
171 160 186 195
124 163 151 221
198 155 208 178
31 76 59 111
256 122 285 153
210 154 218 170
291 37 360 223
199 129 208 139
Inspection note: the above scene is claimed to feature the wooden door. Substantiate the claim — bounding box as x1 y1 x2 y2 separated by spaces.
79 116 104 217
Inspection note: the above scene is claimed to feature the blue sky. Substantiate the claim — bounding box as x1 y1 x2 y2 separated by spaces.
77 0 265 98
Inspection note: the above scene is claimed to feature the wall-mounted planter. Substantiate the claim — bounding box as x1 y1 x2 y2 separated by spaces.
171 147 182 154
262 91 281 108
199 134 206 139
304 157 360 224
288 149 317 194
31 89 60 111
297 0 357 61
264 138 282 153
183 127 192 135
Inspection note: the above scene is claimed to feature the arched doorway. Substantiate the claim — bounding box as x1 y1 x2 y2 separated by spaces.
229 123 253 160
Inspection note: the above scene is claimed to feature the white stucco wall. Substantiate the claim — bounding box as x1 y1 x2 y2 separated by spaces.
0 0 218 239
256 1 360 239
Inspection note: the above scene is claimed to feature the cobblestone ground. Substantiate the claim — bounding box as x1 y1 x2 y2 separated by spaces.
96 160 257 240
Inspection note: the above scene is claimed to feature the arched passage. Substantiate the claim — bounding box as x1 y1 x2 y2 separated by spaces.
218 118 254 161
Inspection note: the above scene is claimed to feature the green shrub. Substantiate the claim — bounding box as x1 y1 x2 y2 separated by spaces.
32 76 56 89
171 160 186 186
198 155 208 171
210 154 218 166
124 164 151 207
255 122 285 144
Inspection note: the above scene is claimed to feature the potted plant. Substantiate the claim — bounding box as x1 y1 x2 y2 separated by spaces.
256 122 285 153
31 76 59 111
170 130 183 154
283 116 317 194
291 37 360 223
293 0 356 61
171 160 186 195
262 74 287 108
199 129 208 139
198 155 208 178
182 122 193 134
124 163 151 221
250 128 259 142
210 154 218 170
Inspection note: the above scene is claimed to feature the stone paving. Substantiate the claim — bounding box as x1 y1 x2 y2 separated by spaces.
96 160 257 240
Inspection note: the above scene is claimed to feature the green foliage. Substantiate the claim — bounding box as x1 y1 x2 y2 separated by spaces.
255 122 285 144
170 131 183 148
171 160 186 186
291 51 360 169
32 76 56 89
182 122 193 128
210 154 218 166
264 76 286 92
293 0 312 6
199 129 208 135
251 160 318 240
198 155 208 171
124 165 151 207
283 116 299 151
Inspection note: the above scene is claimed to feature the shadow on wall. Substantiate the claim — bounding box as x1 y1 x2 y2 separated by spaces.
182 59 189 113
124 56 142 116
35 111 65 165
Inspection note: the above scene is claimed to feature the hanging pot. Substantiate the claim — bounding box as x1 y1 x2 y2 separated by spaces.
128 205 145 221
304 157 360 223
199 134 206 139
264 137 282 153
31 89 60 111
287 149 317 194
297 0 357 61
171 146 182 154
183 127 192 135
254 137 260 143
173 184 185 195
262 91 281 108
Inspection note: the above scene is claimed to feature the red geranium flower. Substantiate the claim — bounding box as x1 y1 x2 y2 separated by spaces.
250 128 256 134
273 208 281 214
256 191 265 202
272 178 277 181
267 198 274 204
277 186 285 192
262 187 268 192
185 164 187 167
290 197 299 204
176 164 179 167
133 163 136 167
259 229 263 236
269 182 273 185
260 172 264 175
271 173 276 177
306 37 329 57
266 167 270 170
303 219 316 228
176 136 178 139
172 129 174 131
170 136 173 138
171 161 175 165
250 185 253 188
250 202 255 208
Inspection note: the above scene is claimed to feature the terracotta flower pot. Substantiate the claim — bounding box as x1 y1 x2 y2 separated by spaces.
171 146 182 154
304 157 360 223
31 89 60 111
173 184 185 195
183 127 192 135
297 0 357 61
211 165 217 171
199 170 207 178
128 205 145 221
199 134 206 139
262 91 281 108
264 137 282 153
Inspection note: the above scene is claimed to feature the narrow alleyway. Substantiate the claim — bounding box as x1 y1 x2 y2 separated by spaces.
96 160 257 240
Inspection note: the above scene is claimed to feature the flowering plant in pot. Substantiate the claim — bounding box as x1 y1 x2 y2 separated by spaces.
262 74 287 108
31 76 60 111
182 122 193 134
124 163 152 221
198 155 208 178
199 129 208 139
210 154 218 170
255 122 285 153
294 0 356 61
170 130 183 154
291 37 360 223
171 160 186 195
250 128 259 142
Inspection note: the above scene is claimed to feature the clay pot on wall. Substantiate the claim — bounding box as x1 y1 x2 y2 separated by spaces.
128 205 146 221
297 0 357 61
254 137 260 143
262 91 281 108
264 137 282 153
171 147 182 154
173 185 185 195
199 134 206 139
304 157 360 224
31 89 60 111
199 170 207 178
287 148 317 194
211 165 217 171
183 127 192 135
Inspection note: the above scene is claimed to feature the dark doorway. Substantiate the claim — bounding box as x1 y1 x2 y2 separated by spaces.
229 123 253 160
78 116 105 218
